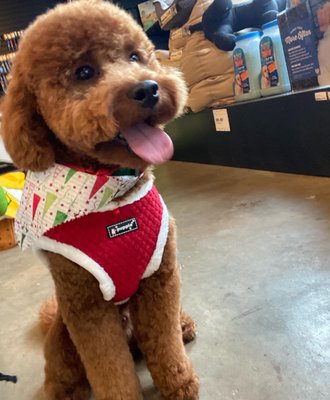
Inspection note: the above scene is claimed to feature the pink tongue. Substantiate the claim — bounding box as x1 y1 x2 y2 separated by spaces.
121 123 174 165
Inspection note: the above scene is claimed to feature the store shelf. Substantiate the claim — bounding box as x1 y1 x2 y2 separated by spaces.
166 86 330 177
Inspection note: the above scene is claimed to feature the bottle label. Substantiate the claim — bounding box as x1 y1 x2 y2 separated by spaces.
259 36 279 88
233 48 250 95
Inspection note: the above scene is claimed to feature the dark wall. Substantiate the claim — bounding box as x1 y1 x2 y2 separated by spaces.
0 0 61 33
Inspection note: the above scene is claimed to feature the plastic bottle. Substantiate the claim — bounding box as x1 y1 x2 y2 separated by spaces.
259 19 291 96
233 31 261 102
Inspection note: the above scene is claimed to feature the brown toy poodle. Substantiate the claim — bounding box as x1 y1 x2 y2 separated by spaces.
0 0 199 399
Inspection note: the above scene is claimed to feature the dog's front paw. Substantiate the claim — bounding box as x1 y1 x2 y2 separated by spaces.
166 376 199 400
44 382 90 400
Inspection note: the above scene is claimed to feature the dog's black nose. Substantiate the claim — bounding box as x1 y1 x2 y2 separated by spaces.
130 80 159 108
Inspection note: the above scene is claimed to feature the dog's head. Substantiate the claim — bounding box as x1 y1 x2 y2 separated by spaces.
1 0 187 171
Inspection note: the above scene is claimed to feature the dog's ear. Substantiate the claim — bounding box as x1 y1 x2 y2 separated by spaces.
1 63 55 171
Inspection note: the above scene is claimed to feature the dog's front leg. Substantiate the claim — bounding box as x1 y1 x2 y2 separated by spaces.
129 218 199 399
46 253 143 400
44 309 91 400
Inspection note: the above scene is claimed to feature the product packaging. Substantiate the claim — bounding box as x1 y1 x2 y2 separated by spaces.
259 20 291 96
233 31 262 102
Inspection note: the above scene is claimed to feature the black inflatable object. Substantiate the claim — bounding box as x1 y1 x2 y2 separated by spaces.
190 0 287 51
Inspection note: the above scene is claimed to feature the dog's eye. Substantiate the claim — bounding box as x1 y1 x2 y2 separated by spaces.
75 65 95 81
129 53 140 62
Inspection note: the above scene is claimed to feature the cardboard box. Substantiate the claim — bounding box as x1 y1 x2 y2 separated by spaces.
0 218 16 251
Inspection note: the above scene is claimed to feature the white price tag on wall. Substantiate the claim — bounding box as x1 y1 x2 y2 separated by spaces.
213 108 231 132
314 92 328 101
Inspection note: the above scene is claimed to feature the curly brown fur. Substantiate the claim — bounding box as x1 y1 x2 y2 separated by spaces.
1 1 198 399
40 296 197 351
39 295 58 335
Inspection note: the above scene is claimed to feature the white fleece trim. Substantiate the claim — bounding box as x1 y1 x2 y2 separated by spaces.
101 179 153 212
142 195 169 279
34 236 116 301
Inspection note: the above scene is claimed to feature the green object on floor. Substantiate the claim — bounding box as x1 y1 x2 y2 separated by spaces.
0 186 9 216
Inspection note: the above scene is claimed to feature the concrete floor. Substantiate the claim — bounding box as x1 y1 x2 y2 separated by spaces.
1 161 330 400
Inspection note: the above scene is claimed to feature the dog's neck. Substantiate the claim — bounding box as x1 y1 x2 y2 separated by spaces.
49 134 112 171
48 131 153 183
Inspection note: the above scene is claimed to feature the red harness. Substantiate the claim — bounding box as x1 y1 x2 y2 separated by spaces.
38 184 168 303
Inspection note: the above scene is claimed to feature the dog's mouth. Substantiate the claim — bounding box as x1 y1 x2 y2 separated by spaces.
96 123 174 165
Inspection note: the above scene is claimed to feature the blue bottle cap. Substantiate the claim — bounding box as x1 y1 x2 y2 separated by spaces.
262 19 278 30
235 31 261 42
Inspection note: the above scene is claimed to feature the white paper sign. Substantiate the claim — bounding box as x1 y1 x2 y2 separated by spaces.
213 108 231 132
